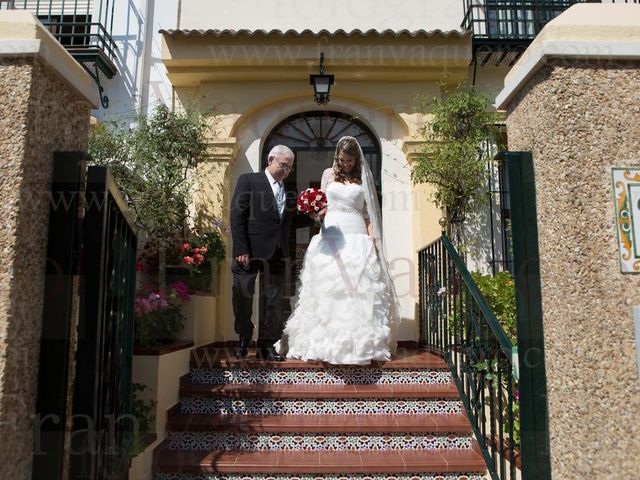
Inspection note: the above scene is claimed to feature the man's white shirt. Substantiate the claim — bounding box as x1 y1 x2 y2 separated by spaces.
264 169 285 219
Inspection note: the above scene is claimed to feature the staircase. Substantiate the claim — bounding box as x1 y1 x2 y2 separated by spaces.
152 344 486 480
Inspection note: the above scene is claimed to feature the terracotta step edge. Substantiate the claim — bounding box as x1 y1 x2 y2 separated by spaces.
178 383 460 399
165 413 473 433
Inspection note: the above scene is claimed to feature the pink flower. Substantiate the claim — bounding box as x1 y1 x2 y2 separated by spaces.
193 247 201 254
193 253 205 264
182 256 195 265
200 246 208 253
169 281 190 301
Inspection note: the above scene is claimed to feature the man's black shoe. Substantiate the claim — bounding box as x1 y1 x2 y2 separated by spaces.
256 346 285 362
235 339 250 359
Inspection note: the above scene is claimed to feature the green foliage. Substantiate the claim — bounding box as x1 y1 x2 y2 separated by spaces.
473 359 521 449
199 223 226 265
411 85 499 227
89 104 211 248
469 270 519 449
471 271 517 343
135 304 184 347
130 383 157 457
134 282 188 347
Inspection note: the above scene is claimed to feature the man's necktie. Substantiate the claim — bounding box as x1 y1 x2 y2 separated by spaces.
276 182 285 220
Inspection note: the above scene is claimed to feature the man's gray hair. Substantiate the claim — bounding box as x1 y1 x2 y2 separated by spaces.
268 145 294 161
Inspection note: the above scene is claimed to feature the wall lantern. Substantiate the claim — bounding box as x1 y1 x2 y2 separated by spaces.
309 53 334 105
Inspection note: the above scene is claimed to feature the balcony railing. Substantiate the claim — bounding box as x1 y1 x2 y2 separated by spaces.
1 0 118 108
462 0 638 66
463 0 587 41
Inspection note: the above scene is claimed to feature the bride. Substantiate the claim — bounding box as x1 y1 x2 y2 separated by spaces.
276 136 400 365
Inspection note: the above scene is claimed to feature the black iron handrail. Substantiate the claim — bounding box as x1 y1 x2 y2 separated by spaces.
419 234 518 480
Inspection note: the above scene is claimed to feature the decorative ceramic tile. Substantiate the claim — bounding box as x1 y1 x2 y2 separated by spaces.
165 432 472 451
154 474 485 480
180 398 462 416
190 368 451 385
612 167 640 273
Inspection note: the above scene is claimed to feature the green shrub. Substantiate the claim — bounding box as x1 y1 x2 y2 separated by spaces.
471 271 517 343
130 383 157 457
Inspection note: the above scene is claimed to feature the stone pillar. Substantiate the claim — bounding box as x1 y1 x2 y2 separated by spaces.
0 11 99 480
495 5 640 477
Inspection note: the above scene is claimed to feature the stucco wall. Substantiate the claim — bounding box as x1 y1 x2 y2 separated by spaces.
0 59 90 479
505 58 640 478
178 0 463 33
182 90 422 340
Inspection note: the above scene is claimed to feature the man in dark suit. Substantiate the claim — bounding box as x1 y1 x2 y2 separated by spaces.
230 145 315 361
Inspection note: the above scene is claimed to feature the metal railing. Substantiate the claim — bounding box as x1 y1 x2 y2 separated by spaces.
419 234 519 480
463 0 583 40
463 0 639 40
70 166 137 480
1 0 117 58
1 0 118 107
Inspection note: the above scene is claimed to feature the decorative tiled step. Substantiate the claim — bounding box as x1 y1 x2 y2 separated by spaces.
189 368 451 385
155 473 485 480
154 348 486 479
180 383 460 399
179 397 462 416
189 348 448 370
165 431 473 451
153 447 486 475
167 413 472 433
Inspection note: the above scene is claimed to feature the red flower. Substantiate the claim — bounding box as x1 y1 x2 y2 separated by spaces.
193 253 205 264
193 247 201 254
182 256 195 265
200 246 208 253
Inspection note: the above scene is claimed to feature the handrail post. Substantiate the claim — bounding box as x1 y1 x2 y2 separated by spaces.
506 151 552 480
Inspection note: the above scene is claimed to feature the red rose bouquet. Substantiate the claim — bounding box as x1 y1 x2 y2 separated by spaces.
296 187 327 215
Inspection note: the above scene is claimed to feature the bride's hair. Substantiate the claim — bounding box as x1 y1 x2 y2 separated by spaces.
333 137 363 185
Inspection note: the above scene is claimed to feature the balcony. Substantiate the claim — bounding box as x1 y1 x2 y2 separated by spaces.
1 0 118 107
462 0 635 66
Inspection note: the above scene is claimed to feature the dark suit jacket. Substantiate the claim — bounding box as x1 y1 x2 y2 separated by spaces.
231 172 314 260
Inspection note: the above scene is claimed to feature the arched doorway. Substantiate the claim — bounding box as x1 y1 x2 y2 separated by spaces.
262 111 381 195
261 111 382 293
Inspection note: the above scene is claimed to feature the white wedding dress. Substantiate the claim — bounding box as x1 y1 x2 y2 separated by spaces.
276 180 398 365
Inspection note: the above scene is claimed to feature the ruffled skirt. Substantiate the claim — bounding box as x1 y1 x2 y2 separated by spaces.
276 211 397 365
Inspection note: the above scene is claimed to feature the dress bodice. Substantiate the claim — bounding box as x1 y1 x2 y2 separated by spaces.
326 182 365 215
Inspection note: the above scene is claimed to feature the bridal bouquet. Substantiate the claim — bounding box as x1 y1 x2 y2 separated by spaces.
296 187 327 215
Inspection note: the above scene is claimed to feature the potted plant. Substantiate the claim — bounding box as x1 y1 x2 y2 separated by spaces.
411 84 500 240
134 281 190 347
166 220 226 295
89 103 212 290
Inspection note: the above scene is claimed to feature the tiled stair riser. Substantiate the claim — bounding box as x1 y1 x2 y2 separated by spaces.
155 474 485 480
165 432 473 451
179 398 462 416
190 368 452 385
154 350 487 479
